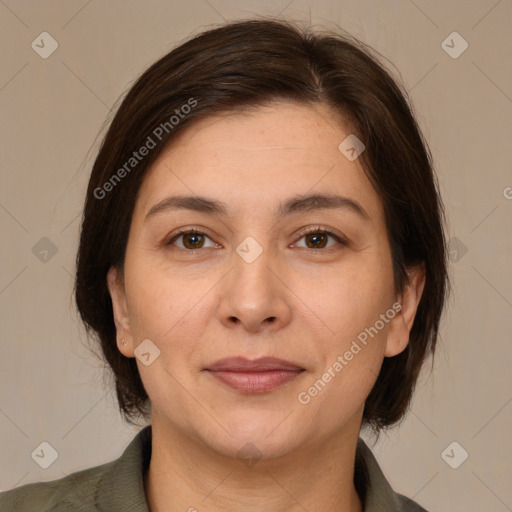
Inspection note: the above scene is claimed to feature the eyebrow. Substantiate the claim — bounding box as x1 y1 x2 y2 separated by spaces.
144 193 371 223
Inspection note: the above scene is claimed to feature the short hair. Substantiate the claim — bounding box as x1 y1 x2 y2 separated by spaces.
74 17 451 431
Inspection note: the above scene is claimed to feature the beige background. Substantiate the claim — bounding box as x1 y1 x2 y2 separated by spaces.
1 1 511 510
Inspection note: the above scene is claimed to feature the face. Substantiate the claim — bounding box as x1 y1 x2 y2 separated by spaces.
107 101 424 460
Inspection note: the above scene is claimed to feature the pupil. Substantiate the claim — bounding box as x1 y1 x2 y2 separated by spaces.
308 233 326 248
186 233 202 248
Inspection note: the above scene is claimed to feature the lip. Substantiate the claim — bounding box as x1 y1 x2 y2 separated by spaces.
206 356 304 372
205 357 305 393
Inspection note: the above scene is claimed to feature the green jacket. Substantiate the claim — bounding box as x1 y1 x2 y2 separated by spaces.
0 425 428 511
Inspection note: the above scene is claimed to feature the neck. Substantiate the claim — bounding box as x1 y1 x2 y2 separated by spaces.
144 413 364 512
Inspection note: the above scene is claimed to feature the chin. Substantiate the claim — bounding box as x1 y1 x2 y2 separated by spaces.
201 412 303 461
212 433 299 464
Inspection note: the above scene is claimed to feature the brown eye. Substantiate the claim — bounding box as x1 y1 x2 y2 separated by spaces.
304 232 329 249
181 232 205 249
166 229 217 250
295 227 347 250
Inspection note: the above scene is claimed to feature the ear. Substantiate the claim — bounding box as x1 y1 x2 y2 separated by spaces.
106 266 134 357
384 262 426 357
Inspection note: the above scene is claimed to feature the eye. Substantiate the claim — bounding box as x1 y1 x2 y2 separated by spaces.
293 226 347 250
165 226 347 252
165 228 218 250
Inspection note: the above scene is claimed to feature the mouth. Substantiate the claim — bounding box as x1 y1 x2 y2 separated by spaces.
204 356 305 393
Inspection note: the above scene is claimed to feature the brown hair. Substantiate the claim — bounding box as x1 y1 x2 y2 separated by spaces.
75 17 451 431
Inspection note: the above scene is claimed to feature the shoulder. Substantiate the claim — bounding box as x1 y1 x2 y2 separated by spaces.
0 425 152 512
0 460 115 512
356 437 431 512
395 492 430 511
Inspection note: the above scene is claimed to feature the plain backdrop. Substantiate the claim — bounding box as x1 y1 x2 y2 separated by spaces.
1 1 511 511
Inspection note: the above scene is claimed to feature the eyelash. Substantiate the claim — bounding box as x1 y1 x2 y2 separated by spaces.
165 226 347 252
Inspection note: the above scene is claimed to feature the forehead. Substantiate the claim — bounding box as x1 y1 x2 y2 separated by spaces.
135 101 384 224
156 101 350 163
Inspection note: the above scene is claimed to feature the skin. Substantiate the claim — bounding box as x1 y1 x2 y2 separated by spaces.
107 101 425 512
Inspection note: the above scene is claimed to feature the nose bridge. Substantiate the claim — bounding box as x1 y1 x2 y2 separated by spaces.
233 237 276 303
219 235 290 331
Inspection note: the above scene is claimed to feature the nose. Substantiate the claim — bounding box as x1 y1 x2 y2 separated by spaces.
217 244 292 333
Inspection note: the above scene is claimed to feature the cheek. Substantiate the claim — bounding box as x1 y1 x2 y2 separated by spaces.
123 263 217 381
124 274 170 340
294 261 392 409
298 261 392 343
124 270 211 416
123 251 205 338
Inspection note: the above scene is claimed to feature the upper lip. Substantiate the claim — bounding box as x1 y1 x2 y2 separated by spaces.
206 357 304 372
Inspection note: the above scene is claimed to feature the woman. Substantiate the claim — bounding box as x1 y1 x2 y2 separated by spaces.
0 18 450 512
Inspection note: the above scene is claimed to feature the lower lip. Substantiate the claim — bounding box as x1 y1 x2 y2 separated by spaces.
206 370 304 393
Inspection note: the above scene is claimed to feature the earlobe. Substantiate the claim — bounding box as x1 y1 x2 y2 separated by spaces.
384 262 426 358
